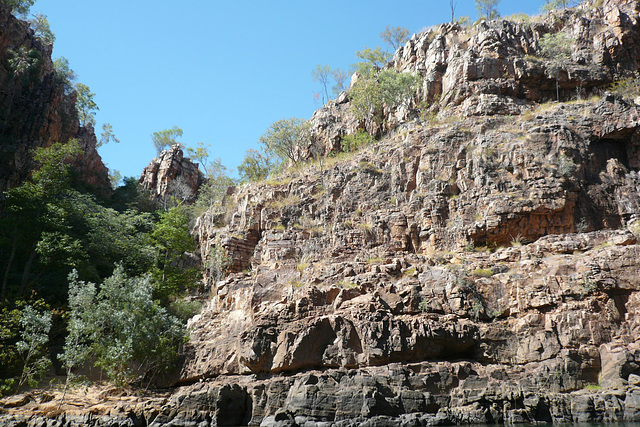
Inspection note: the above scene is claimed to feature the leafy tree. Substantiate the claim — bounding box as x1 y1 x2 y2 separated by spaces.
312 65 333 105
1 140 82 298
63 267 185 385
238 148 277 182
53 57 76 94
332 68 349 96
15 306 51 390
542 0 576 11
355 47 392 74
7 47 39 81
98 123 119 147
75 83 99 127
195 159 235 214
151 206 200 301
475 0 501 20
539 32 573 100
259 117 310 164
4 47 39 131
28 14 55 45
350 69 419 121
380 26 410 51
6 0 36 17
186 141 211 176
152 126 182 154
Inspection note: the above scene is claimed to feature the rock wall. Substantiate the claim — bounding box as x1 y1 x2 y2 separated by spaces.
0 4 110 194
306 0 640 156
4 1 640 426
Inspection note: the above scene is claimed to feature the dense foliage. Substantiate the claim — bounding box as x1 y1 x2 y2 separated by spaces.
0 140 202 393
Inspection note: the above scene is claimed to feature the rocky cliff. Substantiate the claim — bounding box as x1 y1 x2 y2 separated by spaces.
4 0 640 426
0 4 110 194
139 144 204 205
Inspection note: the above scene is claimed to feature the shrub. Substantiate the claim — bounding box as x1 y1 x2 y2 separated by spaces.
340 130 375 152
62 267 185 386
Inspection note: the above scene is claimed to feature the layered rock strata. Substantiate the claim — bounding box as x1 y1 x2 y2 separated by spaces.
4 1 640 426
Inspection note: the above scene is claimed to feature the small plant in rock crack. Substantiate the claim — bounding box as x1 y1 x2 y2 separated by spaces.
557 152 576 176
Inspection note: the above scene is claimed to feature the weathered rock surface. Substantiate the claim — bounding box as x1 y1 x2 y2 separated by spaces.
0 4 110 194
139 144 204 204
5 1 640 426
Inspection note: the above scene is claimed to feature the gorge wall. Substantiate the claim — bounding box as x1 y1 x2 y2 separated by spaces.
4 0 640 426
0 4 110 194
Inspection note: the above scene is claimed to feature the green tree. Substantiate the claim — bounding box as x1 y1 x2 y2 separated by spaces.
475 0 501 20
75 83 99 127
355 46 392 74
28 14 55 45
259 118 310 164
380 26 410 51
152 126 182 154
98 123 119 147
15 306 51 390
542 0 575 11
350 69 419 121
340 129 375 152
312 64 333 105
63 267 185 386
539 31 573 100
186 141 211 176
53 57 76 94
151 206 200 301
195 159 235 214
332 68 349 96
1 140 83 298
4 47 39 132
238 148 277 182
6 0 36 17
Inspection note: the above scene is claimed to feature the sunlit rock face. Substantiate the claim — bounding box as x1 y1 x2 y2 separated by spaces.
0 4 110 195
4 1 640 426
139 144 203 204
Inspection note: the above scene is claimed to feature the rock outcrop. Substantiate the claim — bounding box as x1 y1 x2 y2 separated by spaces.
307 0 640 156
4 1 640 426
0 4 110 194
139 144 203 204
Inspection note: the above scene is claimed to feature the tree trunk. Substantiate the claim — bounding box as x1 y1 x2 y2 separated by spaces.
2 233 17 298
19 248 37 296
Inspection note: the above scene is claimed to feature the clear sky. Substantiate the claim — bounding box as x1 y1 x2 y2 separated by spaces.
33 0 547 181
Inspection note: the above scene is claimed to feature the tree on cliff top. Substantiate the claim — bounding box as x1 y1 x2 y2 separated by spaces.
6 0 36 17
152 126 183 154
380 26 410 52
75 83 99 127
259 118 310 164
475 0 501 20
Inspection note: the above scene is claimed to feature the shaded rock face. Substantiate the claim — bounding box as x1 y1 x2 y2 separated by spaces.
139 144 203 204
0 5 110 194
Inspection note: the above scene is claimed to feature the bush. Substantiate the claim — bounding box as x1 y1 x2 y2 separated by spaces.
350 69 419 121
62 267 185 386
340 130 375 152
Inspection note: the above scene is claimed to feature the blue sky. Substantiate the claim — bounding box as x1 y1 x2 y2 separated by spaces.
33 0 547 180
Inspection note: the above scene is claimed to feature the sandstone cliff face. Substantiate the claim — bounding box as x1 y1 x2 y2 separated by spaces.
180 2 640 424
4 2 640 426
139 144 203 204
0 4 110 194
